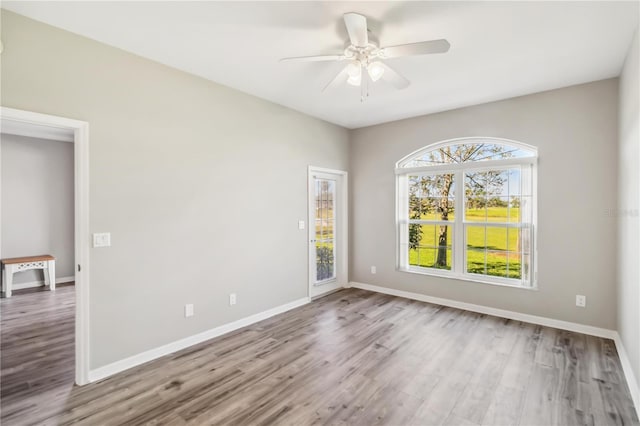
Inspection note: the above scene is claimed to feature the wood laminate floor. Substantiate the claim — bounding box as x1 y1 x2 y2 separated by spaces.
1 285 638 426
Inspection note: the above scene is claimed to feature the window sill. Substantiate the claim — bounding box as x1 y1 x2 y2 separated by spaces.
398 266 538 291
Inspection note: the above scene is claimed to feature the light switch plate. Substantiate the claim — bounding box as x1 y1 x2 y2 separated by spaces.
93 233 111 248
185 304 194 317
298 220 305 230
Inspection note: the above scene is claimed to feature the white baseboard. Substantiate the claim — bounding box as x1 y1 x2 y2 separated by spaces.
88 296 310 383
12 276 75 291
349 281 616 339
350 281 639 416
613 332 640 415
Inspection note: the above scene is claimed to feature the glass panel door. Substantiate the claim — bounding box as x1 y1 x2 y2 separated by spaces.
314 177 336 283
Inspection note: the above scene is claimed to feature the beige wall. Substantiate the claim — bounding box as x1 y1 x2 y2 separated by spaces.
350 79 619 329
618 29 639 390
0 10 349 368
1 134 75 284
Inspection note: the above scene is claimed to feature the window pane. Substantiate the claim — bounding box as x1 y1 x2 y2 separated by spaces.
316 241 334 281
505 252 522 279
465 170 513 223
488 251 522 279
315 178 336 282
487 199 510 222
486 227 508 251
409 192 423 219
408 224 452 270
421 198 455 221
466 225 486 275
408 174 455 221
507 227 518 252
466 225 486 252
466 248 486 275
508 168 521 196
464 171 487 222
409 224 453 249
509 197 521 223
465 204 487 222
466 225 522 280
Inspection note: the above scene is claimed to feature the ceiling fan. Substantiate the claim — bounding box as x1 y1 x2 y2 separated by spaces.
280 12 450 95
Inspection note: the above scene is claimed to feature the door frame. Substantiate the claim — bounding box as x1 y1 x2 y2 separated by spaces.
307 166 348 299
1 107 90 385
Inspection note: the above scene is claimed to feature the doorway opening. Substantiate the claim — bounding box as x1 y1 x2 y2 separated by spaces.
0 107 90 390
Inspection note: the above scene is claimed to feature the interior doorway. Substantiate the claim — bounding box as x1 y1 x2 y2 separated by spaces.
0 107 90 386
308 166 348 299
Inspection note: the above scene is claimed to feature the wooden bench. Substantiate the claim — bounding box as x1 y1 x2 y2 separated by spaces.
1 255 56 298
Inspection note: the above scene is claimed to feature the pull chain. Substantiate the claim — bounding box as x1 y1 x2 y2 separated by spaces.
360 69 370 103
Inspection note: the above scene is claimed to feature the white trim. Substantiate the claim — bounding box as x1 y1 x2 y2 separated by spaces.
74 119 91 386
308 166 348 299
12 275 75 290
1 119 74 142
0 107 91 386
88 296 310 383
349 281 616 339
613 332 640 416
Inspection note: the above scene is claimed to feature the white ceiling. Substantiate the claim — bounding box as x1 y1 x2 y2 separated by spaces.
3 1 638 129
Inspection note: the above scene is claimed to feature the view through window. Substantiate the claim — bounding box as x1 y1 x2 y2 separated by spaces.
397 138 537 288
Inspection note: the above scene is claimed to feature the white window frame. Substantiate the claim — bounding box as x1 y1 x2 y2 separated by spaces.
395 137 538 289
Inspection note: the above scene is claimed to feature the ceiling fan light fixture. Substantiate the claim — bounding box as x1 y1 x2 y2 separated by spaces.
347 73 362 87
346 61 362 86
367 61 385 82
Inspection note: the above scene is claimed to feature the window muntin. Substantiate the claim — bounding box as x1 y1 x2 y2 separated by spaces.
397 139 537 288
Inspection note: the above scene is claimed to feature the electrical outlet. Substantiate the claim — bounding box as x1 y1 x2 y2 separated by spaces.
229 293 237 306
576 295 586 308
371 266 377 274
185 304 194 317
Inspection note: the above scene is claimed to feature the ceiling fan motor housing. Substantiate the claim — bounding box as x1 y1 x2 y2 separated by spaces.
344 43 382 66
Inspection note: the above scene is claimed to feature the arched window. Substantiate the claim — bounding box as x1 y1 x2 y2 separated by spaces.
396 137 537 288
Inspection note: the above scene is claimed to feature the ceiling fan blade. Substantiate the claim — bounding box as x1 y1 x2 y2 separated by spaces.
322 66 350 92
280 54 344 62
343 13 368 47
381 39 450 58
379 62 410 90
